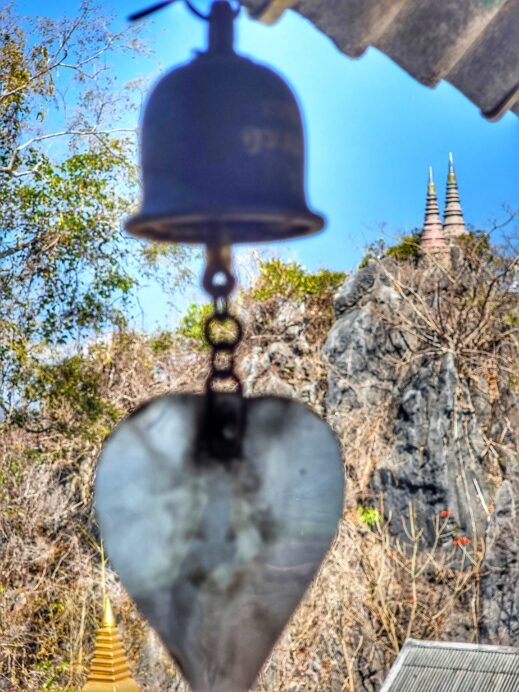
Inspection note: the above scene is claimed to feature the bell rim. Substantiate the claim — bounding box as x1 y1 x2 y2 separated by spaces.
125 209 325 244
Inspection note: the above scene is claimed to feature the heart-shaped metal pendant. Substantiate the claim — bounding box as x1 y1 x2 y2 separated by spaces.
95 393 343 692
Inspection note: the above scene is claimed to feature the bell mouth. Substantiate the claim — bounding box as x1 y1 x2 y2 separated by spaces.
125 209 325 244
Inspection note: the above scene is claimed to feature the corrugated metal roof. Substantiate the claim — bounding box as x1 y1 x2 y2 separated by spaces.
245 0 519 120
381 640 519 692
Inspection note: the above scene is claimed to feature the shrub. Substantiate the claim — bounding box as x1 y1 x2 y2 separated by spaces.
251 259 345 302
357 504 381 528
177 302 213 349
384 232 421 261
359 233 421 268
149 330 175 355
22 354 121 438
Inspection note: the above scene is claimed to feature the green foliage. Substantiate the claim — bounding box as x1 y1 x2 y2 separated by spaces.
0 145 137 420
22 353 121 438
358 238 387 268
359 233 421 268
177 302 213 348
150 330 175 354
0 4 193 425
460 230 491 249
384 232 421 261
3 147 136 334
456 230 493 267
37 660 71 690
177 302 241 351
251 259 345 301
357 505 381 528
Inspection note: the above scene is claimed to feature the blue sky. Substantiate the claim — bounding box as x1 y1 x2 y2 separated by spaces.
16 0 519 326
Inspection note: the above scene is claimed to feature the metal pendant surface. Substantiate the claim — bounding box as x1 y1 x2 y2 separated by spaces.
95 394 344 692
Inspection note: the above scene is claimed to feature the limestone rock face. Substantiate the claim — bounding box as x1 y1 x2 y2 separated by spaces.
480 463 519 646
241 299 326 412
324 261 406 413
323 261 506 546
231 256 517 684
373 352 489 543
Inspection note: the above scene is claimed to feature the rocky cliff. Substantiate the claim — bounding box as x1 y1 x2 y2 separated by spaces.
323 258 518 653
238 250 518 689
0 252 517 691
325 260 492 544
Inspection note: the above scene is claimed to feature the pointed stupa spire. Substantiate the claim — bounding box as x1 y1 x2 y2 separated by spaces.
420 167 449 255
101 597 116 628
82 597 140 692
443 152 467 238
82 549 140 692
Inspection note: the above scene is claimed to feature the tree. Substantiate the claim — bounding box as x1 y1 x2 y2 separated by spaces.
0 2 192 425
0 1 139 178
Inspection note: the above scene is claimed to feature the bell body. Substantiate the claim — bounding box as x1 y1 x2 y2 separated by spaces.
126 1 324 244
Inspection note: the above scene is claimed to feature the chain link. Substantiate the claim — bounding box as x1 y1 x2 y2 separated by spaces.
202 247 243 394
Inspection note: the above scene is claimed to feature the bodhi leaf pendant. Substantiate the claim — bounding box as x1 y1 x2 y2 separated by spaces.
95 2 344 688
95 392 344 692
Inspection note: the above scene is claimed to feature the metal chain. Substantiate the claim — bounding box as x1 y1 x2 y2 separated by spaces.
202 245 243 394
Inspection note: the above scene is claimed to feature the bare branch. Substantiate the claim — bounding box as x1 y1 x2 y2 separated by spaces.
0 127 135 177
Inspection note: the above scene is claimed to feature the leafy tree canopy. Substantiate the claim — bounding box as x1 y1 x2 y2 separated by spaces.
0 2 192 424
251 258 346 301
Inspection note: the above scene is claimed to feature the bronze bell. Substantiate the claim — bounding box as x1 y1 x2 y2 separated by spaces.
126 0 325 244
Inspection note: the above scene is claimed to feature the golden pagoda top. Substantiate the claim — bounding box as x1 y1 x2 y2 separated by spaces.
82 597 140 692
428 165 435 193
448 151 456 183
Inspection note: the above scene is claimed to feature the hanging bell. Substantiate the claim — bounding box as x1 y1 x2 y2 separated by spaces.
126 0 325 244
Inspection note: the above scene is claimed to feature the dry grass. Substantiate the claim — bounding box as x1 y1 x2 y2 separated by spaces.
0 250 516 690
254 504 483 692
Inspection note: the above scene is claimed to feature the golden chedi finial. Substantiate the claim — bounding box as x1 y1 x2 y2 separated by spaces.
448 151 455 182
82 596 140 692
428 165 435 191
83 543 140 691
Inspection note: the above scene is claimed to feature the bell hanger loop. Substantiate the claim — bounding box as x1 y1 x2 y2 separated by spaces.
187 0 241 21
128 0 240 22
